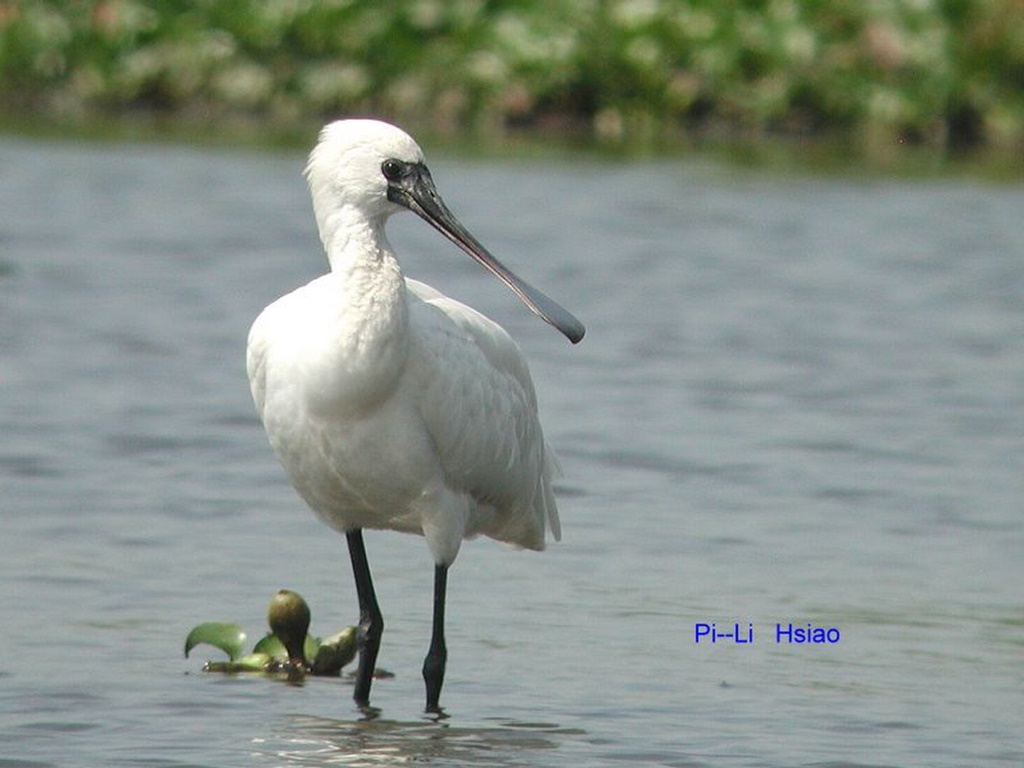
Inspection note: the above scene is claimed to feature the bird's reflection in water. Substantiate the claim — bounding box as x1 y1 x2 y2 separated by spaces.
256 713 583 766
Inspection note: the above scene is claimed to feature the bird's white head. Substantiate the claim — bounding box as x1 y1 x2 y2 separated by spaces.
304 118 585 344
306 119 425 232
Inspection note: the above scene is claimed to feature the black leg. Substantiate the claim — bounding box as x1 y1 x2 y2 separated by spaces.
346 529 383 708
423 563 449 713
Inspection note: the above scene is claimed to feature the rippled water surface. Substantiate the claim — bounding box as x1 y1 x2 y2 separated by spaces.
1 136 1022 767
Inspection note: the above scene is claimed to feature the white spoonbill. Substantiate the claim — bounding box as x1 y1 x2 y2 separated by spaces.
246 119 584 712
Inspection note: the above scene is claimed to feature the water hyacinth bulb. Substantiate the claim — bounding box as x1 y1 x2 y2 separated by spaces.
267 589 311 667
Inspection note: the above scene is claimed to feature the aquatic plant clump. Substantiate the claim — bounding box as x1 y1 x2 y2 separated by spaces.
1 0 1021 151
184 590 357 677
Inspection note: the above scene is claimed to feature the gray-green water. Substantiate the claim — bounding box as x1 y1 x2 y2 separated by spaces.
1 137 1021 767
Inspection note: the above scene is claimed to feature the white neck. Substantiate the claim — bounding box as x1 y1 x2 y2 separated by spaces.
309 206 409 412
318 204 382 267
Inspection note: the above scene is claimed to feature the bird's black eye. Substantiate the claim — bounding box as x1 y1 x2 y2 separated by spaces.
381 159 404 182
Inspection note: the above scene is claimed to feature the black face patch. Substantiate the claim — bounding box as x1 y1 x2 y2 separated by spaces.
383 161 432 210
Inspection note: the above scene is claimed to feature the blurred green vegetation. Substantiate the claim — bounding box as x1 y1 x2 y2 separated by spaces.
2 0 1023 156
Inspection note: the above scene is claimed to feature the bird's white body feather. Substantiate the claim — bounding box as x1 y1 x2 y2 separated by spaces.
246 123 560 565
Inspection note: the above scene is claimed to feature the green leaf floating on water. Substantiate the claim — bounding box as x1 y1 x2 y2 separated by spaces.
253 631 320 662
184 622 247 661
204 652 274 673
311 627 357 675
249 628 356 673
